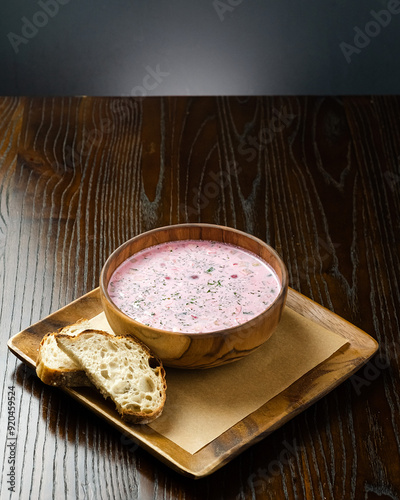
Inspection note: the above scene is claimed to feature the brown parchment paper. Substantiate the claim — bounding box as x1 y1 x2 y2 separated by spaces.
88 308 348 455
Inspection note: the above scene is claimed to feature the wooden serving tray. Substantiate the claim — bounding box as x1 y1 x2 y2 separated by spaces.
7 287 378 478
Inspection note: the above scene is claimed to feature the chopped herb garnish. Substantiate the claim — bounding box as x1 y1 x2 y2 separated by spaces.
108 239 280 332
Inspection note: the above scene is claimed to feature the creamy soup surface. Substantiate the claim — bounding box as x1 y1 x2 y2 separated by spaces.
108 240 281 333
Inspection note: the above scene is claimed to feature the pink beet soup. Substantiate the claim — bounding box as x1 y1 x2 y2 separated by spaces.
108 240 281 333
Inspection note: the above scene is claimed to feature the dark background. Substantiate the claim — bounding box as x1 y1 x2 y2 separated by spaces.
0 0 399 96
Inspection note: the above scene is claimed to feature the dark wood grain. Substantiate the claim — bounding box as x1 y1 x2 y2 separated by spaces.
7 286 377 480
1 96 399 499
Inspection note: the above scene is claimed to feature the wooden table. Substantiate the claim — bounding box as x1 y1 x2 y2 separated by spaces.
1 96 399 499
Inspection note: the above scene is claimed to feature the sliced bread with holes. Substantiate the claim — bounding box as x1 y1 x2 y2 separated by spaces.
55 330 167 424
36 319 93 387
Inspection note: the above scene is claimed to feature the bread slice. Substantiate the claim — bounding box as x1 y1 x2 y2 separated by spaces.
36 319 93 387
55 330 167 424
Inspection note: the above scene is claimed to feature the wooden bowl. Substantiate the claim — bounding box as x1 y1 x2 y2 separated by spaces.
99 224 288 369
